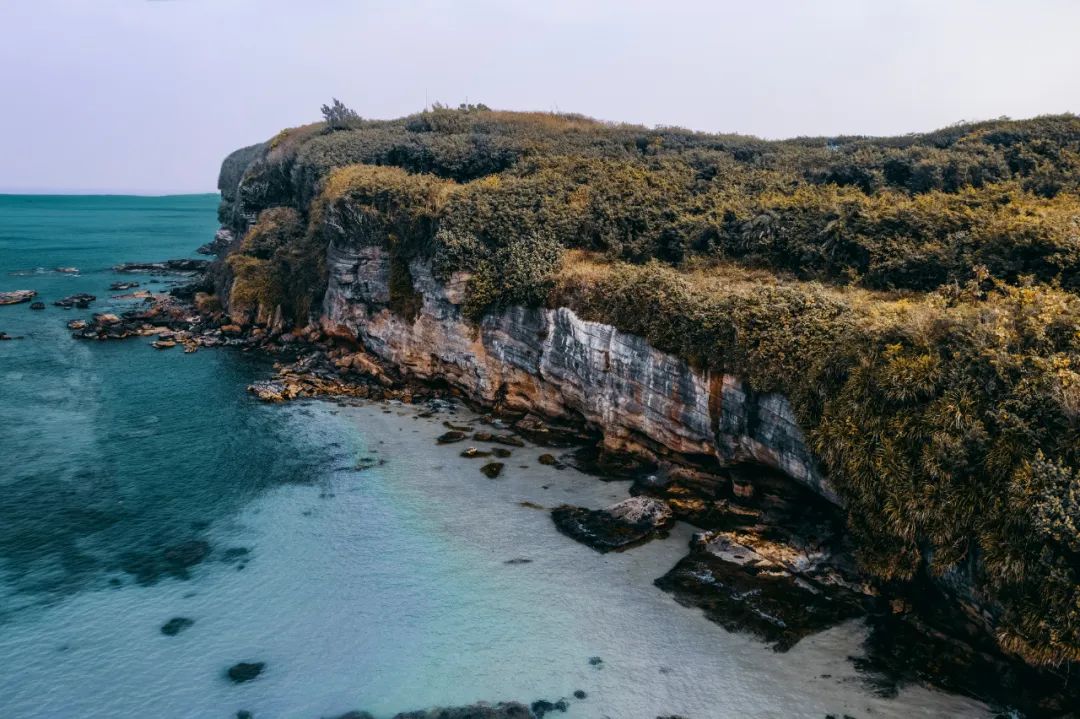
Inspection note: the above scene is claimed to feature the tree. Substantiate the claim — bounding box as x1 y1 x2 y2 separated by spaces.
320 98 361 132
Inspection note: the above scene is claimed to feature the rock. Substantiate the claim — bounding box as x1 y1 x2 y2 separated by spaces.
390 703 531 719
436 430 467 444
480 462 505 479
55 266 79 274
160 617 194 636
0 332 14 340
443 421 472 431
220 324 243 335
113 259 210 274
197 228 234 256
654 530 867 651
530 699 569 718
109 281 140 291
152 339 177 349
492 448 512 458
66 319 87 330
53 293 97 309
163 540 210 568
472 431 494 442
491 434 525 447
572 690 586 700
29 301 45 310
226 661 264 684
329 712 375 719
537 453 557 465
551 496 673 553
0 290 37 305
588 656 603 666
460 447 492 458
236 712 253 719
504 558 533 564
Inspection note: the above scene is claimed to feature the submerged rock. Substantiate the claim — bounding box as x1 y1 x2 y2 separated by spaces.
530 699 568 718
0 289 37 305
226 661 265 684
492 448 512 458
460 447 492 458
551 497 673 552
480 462 505 479
163 540 210 568
53 293 97 309
29 301 45 310
109 281 140 291
160 617 194 636
391 702 531 719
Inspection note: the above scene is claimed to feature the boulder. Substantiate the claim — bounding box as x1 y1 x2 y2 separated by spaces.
226 662 264 684
551 496 673 552
0 290 36 305
53 293 97 309
436 430 467 444
160 617 194 636
29 301 45 310
480 462 505 478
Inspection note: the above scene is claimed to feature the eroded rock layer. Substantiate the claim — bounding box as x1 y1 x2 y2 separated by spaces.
322 244 834 503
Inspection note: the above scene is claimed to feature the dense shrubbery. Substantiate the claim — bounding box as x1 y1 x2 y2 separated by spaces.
219 107 1080 665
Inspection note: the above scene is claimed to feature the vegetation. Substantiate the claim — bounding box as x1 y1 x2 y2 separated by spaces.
219 106 1080 666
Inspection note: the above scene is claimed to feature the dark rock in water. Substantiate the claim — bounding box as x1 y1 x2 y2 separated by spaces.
54 266 79 274
391 702 532 719
443 421 472 431
113 259 210 274
221 547 250 563
66 319 87 330
0 332 14 341
537 453 557 466
163 540 210 568
29 301 45 310
504 558 532 565
160 617 194 636
0 289 37 305
226 662 265 683
236 711 253 719
53 293 97 309
109 281 140 291
552 497 673 552
460 447 492 459
480 462 505 479
329 712 374 719
572 690 586 700
530 699 568 718
436 430 467 444
588 656 603 666
491 448 512 458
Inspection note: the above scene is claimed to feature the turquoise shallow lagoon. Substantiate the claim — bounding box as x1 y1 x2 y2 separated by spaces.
0 195 990 718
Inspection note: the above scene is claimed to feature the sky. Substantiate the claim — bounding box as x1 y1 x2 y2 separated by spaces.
2 0 1079 194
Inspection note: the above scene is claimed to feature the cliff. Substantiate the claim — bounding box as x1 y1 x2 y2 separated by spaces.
206 107 1080 711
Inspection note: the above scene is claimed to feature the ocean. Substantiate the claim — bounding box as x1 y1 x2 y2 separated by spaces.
0 195 989 718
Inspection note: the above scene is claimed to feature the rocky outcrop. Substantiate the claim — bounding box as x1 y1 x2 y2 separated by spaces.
321 244 832 502
552 496 674 552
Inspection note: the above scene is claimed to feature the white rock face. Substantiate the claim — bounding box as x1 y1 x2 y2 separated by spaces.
321 246 835 503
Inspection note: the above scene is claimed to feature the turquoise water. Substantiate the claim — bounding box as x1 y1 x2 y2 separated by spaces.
0 195 990 718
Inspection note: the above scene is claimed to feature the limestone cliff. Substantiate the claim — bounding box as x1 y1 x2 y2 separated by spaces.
321 242 835 503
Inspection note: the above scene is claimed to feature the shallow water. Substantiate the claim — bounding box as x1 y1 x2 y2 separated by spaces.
0 196 990 718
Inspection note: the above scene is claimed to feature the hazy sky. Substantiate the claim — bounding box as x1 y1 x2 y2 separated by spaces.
2 0 1079 194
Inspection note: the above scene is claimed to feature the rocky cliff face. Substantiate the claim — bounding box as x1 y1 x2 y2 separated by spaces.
322 241 836 502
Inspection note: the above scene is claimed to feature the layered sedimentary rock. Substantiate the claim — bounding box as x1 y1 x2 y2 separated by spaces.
321 243 834 502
